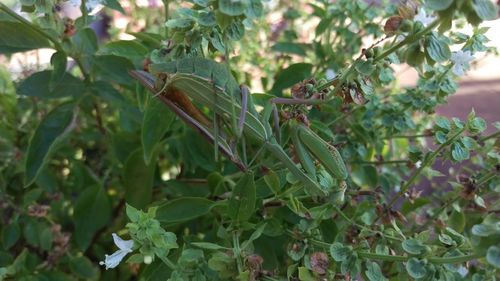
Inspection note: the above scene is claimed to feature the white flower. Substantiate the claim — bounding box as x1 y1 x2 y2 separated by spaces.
457 266 468 277
415 160 422 168
325 69 336 80
59 0 104 19
414 9 436 27
450 50 475 76
99 233 134 270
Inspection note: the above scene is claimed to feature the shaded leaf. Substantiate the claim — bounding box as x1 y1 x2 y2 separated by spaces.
0 21 50 54
272 63 313 94
228 172 256 223
156 197 214 223
25 103 75 186
142 99 174 164
17 70 85 99
74 184 111 250
123 148 157 209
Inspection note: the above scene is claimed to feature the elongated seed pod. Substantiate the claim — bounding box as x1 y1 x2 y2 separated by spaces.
297 125 348 181
290 125 316 178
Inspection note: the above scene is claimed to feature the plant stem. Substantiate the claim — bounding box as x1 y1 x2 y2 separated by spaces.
386 126 466 209
384 134 432 139
0 3 64 52
304 233 479 264
350 160 410 165
480 130 500 142
333 206 403 242
232 231 243 273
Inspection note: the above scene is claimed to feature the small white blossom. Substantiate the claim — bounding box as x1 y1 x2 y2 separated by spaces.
59 0 104 19
450 50 474 76
415 160 422 168
99 233 134 270
325 69 336 80
457 266 468 277
414 9 436 27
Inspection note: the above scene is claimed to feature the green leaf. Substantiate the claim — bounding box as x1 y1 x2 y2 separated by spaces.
468 116 486 134
50 52 68 86
24 103 75 186
17 70 85 99
126 203 141 223
271 63 313 94
264 170 281 195
97 40 148 61
191 242 229 250
244 0 263 18
472 223 497 237
103 0 125 13
402 239 427 255
218 0 245 16
142 99 174 164
451 143 469 161
425 0 453 11
473 0 499 21
271 42 307 56
426 34 451 62
355 60 375 76
2 222 20 250
74 185 111 250
297 267 316 281
93 55 134 85
69 256 99 279
0 21 51 54
486 246 500 268
123 148 157 209
406 258 427 279
365 261 388 281
228 172 256 223
156 197 214 223
329 242 352 262
435 116 451 130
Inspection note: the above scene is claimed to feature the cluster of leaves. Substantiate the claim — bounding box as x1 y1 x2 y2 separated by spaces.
0 0 499 280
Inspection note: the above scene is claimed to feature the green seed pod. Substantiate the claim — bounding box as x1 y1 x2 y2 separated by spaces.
291 125 316 178
365 48 375 58
297 125 348 181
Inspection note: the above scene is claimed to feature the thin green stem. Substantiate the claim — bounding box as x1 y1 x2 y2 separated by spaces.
302 232 479 264
232 231 243 273
384 134 433 139
480 131 500 142
333 206 403 242
0 3 63 52
386 126 466 209
350 160 410 165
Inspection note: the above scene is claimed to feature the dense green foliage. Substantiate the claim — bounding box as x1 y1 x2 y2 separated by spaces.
0 0 499 280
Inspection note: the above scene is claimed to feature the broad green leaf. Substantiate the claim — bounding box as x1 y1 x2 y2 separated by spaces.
435 116 451 130
0 21 50 54
103 0 125 13
123 148 157 209
355 60 375 76
156 197 214 223
365 261 388 281
142 99 174 164
17 70 85 99
93 55 134 85
1 222 20 250
244 0 263 18
219 0 245 16
298 267 316 281
468 116 486 134
329 242 352 262
24 103 75 186
451 143 469 161
271 42 307 56
97 40 148 61
425 0 453 11
426 34 451 62
472 223 497 237
69 256 100 279
406 258 427 279
241 223 267 249
402 239 427 255
74 184 111 250
486 246 500 268
263 170 281 194
271 63 313 94
473 0 499 21
228 172 256 223
50 52 68 86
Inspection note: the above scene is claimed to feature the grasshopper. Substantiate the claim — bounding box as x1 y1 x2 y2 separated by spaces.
130 58 348 197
